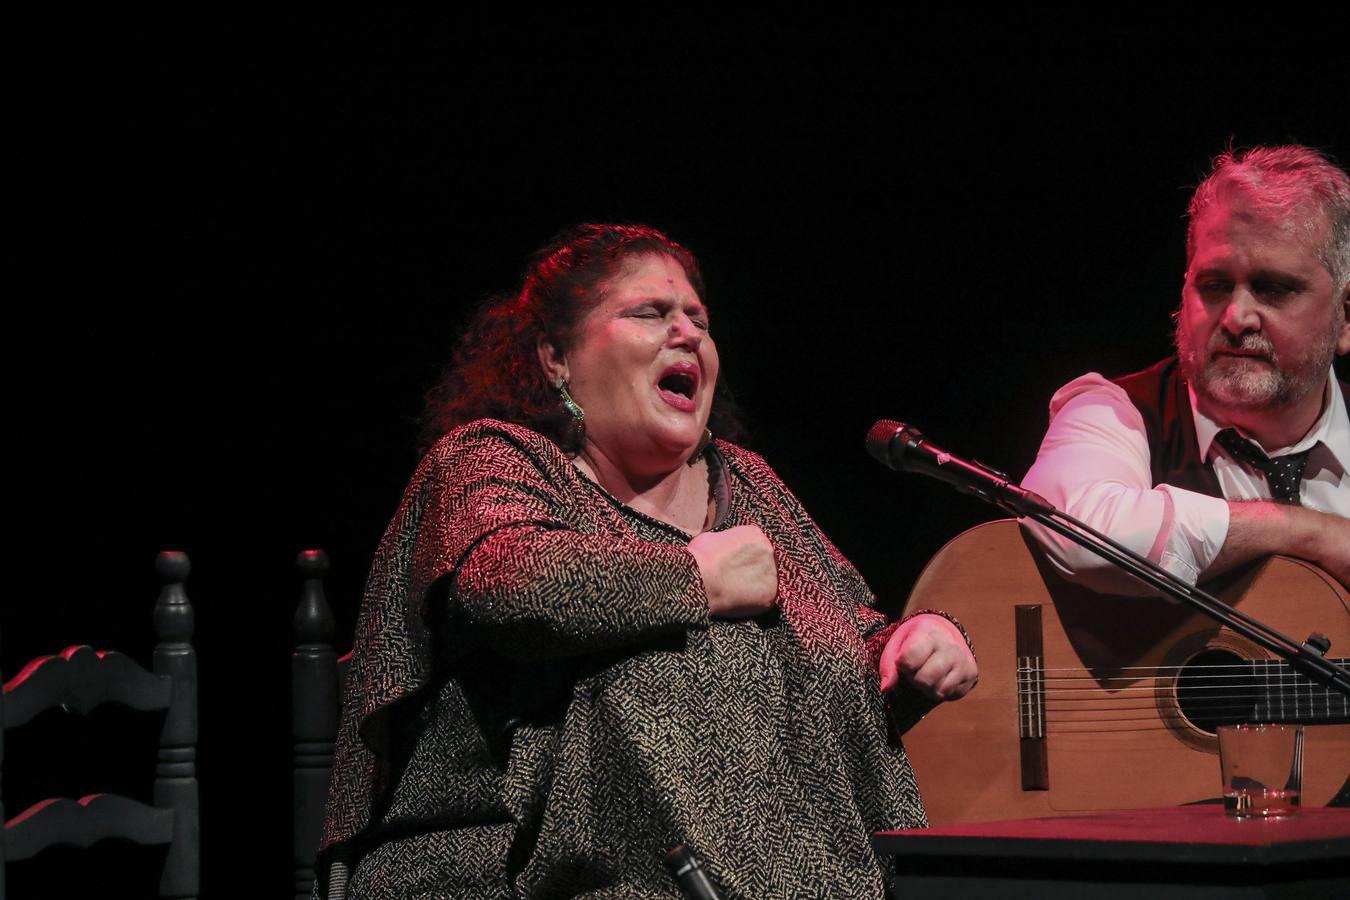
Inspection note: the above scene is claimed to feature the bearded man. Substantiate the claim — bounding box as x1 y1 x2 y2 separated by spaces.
1021 145 1350 592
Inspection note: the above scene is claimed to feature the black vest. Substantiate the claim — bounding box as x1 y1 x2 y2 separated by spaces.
1114 357 1349 499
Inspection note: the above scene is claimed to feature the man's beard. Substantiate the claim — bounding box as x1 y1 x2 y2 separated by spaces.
1175 315 1337 413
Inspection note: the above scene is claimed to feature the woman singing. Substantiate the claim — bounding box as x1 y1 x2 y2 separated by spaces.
318 224 977 899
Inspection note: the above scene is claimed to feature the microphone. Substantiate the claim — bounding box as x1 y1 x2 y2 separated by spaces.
664 845 723 900
865 419 1053 517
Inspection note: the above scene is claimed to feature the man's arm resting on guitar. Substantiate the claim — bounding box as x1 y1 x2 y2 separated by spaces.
1021 374 1228 595
1023 375 1350 592
1211 502 1350 586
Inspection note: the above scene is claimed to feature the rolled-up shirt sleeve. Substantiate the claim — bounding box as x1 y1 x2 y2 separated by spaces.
1020 373 1230 595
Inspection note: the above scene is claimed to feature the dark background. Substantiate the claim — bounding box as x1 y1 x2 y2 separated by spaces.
5 13 1347 896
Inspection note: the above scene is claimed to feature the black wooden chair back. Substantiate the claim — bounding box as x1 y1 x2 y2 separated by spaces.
0 551 199 899
292 549 349 900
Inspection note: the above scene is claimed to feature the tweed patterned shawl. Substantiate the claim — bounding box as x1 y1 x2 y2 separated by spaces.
318 420 933 899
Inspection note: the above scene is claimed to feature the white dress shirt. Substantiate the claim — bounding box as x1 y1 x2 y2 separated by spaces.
1020 367 1349 595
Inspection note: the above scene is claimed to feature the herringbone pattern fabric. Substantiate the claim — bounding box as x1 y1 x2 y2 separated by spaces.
319 420 933 899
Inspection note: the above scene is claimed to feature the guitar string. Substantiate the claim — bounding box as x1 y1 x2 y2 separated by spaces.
1041 703 1338 714
1040 716 1338 731
1045 722 1343 732
1029 687 1344 701
1022 666 1347 685
1031 684 1325 692
1029 678 1345 689
1045 713 1232 723
1038 702 1343 715
1042 702 1193 711
1040 695 1320 705
1028 678 1342 688
1025 714 1329 732
1031 660 1348 672
1044 725 1223 734
1037 703 1343 716
1026 682 1312 690
1032 676 1304 683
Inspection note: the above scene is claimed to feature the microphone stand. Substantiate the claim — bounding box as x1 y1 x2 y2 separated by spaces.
944 458 1350 698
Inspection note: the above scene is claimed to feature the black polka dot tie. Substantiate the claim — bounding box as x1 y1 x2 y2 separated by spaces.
1214 428 1311 505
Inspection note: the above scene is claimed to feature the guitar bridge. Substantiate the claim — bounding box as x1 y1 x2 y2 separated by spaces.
1016 604 1049 790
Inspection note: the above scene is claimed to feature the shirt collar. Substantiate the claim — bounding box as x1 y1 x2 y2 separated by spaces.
1190 368 1350 468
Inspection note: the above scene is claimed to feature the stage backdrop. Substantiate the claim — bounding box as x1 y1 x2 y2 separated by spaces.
6 14 1346 896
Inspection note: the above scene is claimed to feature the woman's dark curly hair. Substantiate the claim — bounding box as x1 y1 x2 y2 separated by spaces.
422 223 746 454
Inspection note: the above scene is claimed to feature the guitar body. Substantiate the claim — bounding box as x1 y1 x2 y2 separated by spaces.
901 520 1350 825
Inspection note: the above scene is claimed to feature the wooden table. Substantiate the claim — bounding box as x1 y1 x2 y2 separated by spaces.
873 806 1350 898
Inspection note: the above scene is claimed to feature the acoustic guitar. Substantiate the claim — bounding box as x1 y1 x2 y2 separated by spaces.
899 519 1350 825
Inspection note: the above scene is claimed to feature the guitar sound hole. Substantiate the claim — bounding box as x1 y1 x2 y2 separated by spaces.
1174 649 1255 735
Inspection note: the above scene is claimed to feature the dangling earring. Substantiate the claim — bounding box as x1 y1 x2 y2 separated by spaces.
687 427 713 465
556 378 585 424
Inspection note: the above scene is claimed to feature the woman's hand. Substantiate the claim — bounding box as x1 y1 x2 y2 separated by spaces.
688 525 778 618
879 614 977 701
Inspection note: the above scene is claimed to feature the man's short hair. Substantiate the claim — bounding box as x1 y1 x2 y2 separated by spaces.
1187 145 1350 292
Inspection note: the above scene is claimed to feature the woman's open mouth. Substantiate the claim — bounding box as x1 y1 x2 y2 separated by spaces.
656 362 700 412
